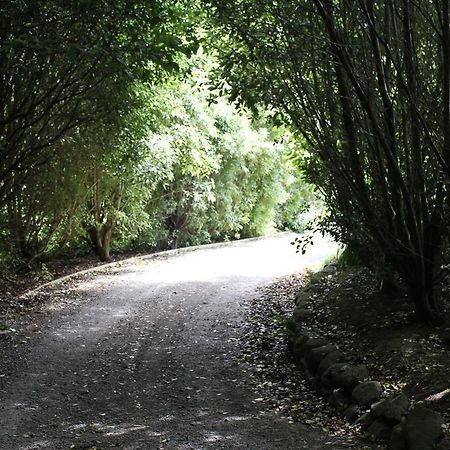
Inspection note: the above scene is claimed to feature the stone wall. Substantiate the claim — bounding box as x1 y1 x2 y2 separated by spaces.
287 314 447 449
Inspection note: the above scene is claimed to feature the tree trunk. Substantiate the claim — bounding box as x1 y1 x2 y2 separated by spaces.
100 223 113 261
403 237 445 325
86 223 114 262
408 280 444 325
442 0 450 174
7 199 33 259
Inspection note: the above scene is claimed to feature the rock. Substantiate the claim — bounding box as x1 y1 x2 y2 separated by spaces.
294 291 310 306
322 263 337 274
316 382 332 397
308 344 337 369
441 328 450 347
293 306 311 323
317 350 344 374
328 389 350 411
371 399 386 417
404 405 443 450
343 404 360 422
356 411 374 429
371 393 409 423
301 337 329 356
388 422 406 450
366 418 393 441
322 363 369 392
291 333 309 362
352 381 383 407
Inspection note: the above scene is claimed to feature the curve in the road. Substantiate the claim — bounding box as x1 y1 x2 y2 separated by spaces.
0 233 343 450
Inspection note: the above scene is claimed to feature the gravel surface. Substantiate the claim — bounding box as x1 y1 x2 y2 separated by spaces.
0 234 349 450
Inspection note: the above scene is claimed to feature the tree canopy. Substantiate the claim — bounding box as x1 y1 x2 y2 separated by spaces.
0 0 199 207
0 36 313 263
206 0 450 323
3 0 450 325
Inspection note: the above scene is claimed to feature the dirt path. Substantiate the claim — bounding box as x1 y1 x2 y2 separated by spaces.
0 234 344 450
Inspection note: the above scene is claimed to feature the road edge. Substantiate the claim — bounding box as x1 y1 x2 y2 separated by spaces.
20 232 299 299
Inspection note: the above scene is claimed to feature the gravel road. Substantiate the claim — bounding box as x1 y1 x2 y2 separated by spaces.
0 233 343 450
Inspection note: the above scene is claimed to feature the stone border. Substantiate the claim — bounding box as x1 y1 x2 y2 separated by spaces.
286 297 447 450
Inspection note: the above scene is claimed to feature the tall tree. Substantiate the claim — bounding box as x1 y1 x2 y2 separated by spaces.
0 0 198 207
207 0 450 323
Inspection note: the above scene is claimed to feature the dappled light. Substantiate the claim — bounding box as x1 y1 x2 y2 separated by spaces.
2 0 450 448
0 235 344 449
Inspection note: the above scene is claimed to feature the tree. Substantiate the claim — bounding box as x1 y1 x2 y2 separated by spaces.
0 0 199 208
1 148 87 260
141 72 303 249
0 47 313 263
82 161 150 261
78 90 157 261
205 101 291 240
207 0 450 323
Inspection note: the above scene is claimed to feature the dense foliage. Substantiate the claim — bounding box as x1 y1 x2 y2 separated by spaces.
207 0 450 324
4 0 450 328
0 1 317 265
0 0 199 208
0 58 313 262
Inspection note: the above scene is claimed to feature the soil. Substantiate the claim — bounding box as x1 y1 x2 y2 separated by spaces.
0 234 361 450
239 274 377 449
0 251 142 322
278 264 450 435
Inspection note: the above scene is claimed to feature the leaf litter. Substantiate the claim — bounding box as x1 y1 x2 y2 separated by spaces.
240 272 378 449
240 264 450 447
